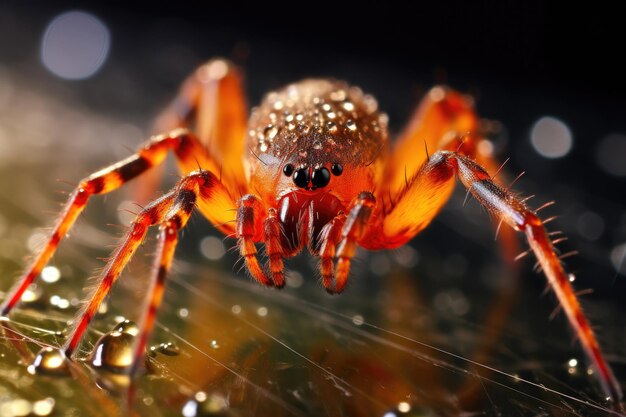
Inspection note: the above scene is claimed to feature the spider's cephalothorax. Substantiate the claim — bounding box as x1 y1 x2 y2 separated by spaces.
1 59 621 402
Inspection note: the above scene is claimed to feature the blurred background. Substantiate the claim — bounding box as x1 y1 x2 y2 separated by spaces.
0 1 625 416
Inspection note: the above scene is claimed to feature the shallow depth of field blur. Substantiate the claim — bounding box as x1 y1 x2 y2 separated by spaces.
0 3 625 416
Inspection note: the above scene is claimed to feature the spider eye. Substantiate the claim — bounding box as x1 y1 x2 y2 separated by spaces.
331 163 343 176
283 164 294 177
311 167 331 188
293 168 310 188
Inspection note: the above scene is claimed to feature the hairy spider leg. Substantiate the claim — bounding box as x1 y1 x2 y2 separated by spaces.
1 60 249 316
0 129 228 316
383 86 526 408
373 150 622 402
236 194 275 287
64 170 225 357
149 59 248 199
333 192 377 294
264 208 286 288
317 213 346 292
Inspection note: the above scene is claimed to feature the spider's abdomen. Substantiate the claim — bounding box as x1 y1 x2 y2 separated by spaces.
246 79 389 206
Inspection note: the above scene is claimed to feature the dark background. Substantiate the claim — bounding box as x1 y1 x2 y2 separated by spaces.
0 2 625 415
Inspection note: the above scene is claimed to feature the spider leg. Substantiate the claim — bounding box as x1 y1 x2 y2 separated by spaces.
333 192 376 294
236 195 273 287
264 208 285 288
384 86 487 196
450 151 622 402
317 213 346 292
152 59 248 197
0 129 220 316
64 169 221 358
376 150 621 402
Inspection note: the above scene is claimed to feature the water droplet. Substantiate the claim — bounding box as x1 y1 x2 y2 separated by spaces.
41 266 61 283
326 122 337 134
90 330 135 370
210 340 220 349
179 308 189 318
295 113 304 122
285 113 294 122
330 90 347 101
312 140 322 150
231 305 241 314
352 315 364 326
363 95 378 113
28 347 69 376
21 286 43 306
321 103 332 112
327 111 336 119
273 100 284 110
113 319 139 336
182 391 229 417
259 143 269 152
342 101 355 111
346 120 357 131
32 398 55 416
287 122 296 131
257 306 268 317
264 125 279 141
150 341 180 357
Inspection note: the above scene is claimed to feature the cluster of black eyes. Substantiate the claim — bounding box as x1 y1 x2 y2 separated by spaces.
283 163 343 189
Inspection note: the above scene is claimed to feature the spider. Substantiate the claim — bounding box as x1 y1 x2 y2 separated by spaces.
0 59 621 403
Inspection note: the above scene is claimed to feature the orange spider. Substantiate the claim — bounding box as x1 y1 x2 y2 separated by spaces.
0 59 621 402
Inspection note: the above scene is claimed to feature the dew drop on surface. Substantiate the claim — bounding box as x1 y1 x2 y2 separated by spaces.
28 347 69 376
41 266 60 283
263 125 279 141
0 399 32 417
182 391 229 417
312 140 322 150
209 340 220 349
352 314 364 326
342 101 355 111
90 330 135 370
256 306 268 317
20 286 43 305
346 119 357 131
113 319 139 336
178 308 189 318
150 341 180 357
231 305 241 315
32 398 55 416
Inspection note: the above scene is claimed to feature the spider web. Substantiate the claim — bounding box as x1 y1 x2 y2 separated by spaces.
0 66 624 417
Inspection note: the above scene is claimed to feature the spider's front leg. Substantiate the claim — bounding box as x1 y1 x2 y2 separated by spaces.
64 169 231 363
0 129 212 316
377 151 622 402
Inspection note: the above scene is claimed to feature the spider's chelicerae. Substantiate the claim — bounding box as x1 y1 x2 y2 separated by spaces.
1 59 621 402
